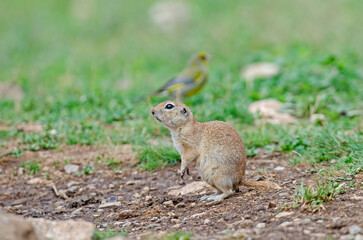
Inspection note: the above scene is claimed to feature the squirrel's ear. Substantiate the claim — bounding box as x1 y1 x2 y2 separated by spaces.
181 108 188 116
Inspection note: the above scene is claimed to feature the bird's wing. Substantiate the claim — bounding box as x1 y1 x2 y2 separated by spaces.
151 67 201 95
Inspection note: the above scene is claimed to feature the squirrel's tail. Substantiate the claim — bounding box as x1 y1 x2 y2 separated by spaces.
242 181 281 190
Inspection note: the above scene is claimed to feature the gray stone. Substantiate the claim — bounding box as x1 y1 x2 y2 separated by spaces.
98 202 121 208
302 218 311 224
204 219 211 224
256 222 266 228
340 235 354 240
350 225 362 235
31 217 94 240
64 164 79 174
0 213 37 240
275 211 294 218
163 200 174 207
0 212 94 240
278 221 292 228
274 166 285 171
68 186 78 193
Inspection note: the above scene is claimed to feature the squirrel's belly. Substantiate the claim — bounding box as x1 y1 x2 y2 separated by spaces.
197 157 218 185
171 133 181 154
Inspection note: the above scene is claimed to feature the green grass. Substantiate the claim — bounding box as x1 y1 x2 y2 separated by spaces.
82 164 95 175
20 161 41 175
92 229 127 240
294 179 345 209
0 0 362 208
162 232 192 240
139 145 180 171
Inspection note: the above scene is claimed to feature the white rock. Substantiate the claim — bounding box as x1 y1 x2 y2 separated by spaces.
125 180 135 185
142 186 150 193
0 212 94 240
241 62 280 82
27 178 43 184
64 164 79 174
248 99 298 125
302 218 311 224
340 235 354 240
191 212 206 219
132 193 141 199
163 200 174 208
168 181 213 196
256 222 266 228
273 166 285 171
275 212 294 218
278 221 292 228
349 225 361 235
98 202 121 209
204 219 211 224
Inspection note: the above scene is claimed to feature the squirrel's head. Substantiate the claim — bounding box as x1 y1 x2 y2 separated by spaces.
151 101 194 129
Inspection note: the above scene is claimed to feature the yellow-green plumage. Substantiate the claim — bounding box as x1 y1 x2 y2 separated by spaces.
150 52 210 99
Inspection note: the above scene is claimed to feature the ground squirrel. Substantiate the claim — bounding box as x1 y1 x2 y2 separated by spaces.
151 101 280 201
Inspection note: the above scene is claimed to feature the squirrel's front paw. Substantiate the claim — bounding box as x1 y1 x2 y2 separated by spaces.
180 167 190 179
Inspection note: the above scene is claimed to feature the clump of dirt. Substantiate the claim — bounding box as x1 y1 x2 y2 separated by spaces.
0 145 362 239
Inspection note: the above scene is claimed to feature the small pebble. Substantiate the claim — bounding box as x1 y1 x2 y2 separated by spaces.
68 186 78 193
349 225 361 235
64 164 79 174
274 166 285 171
108 196 117 202
133 193 141 199
142 186 150 193
256 222 266 228
125 180 135 185
204 219 211 224
163 200 174 208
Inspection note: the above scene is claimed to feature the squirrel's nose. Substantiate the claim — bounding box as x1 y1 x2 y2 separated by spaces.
151 110 155 115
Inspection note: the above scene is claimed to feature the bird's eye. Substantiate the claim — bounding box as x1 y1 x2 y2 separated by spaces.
165 104 174 109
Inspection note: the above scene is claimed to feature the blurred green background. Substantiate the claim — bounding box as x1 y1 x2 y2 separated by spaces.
0 0 362 171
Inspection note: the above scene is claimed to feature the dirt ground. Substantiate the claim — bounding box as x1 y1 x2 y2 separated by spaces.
0 143 362 240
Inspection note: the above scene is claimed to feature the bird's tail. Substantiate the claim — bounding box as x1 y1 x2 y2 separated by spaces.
134 87 165 102
242 181 281 189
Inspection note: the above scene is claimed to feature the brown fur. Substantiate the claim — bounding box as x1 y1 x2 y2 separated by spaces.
151 101 280 201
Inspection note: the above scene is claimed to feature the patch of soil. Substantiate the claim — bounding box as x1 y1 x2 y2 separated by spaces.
0 145 362 240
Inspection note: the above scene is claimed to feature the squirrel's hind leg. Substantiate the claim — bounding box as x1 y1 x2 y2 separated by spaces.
201 181 235 201
199 189 222 201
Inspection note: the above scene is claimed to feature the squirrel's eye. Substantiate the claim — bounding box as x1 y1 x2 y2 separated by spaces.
165 104 174 109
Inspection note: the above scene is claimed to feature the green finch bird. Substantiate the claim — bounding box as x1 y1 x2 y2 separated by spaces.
150 52 210 100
